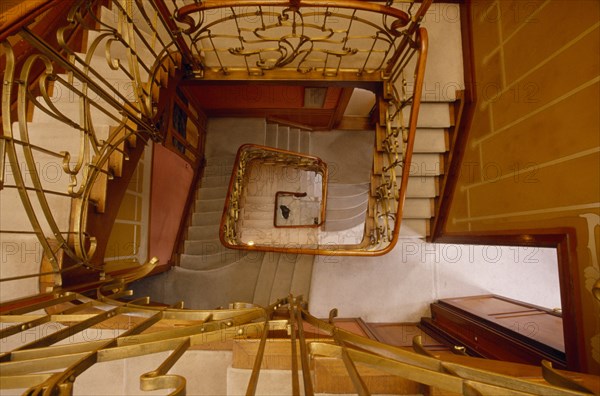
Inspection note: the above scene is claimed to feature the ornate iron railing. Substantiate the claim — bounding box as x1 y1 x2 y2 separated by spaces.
172 0 428 80
0 0 190 290
0 289 594 395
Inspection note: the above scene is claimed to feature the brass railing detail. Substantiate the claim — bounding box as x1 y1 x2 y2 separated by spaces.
219 27 428 255
0 0 190 287
0 289 594 395
173 0 426 79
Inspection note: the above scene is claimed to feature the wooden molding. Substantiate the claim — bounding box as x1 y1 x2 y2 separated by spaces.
433 228 585 372
430 0 477 242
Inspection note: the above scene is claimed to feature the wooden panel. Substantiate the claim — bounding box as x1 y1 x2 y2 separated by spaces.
366 322 447 349
427 295 566 368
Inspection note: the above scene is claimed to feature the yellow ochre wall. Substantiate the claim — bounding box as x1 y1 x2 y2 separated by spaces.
447 0 599 372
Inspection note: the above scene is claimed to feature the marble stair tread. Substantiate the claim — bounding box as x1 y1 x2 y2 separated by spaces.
161 260 262 309
187 224 221 240
403 198 434 219
288 128 300 152
252 253 281 307
195 198 226 213
276 126 289 149
326 202 368 221
413 128 449 153
407 153 444 176
191 211 223 226
327 182 370 197
197 186 229 200
268 254 297 303
289 255 314 299
403 103 452 128
179 249 247 270
326 192 369 210
299 132 310 154
201 175 231 188
321 212 368 232
184 238 236 255
265 123 278 147
399 219 429 238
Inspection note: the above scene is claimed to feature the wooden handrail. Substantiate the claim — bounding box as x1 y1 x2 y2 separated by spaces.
0 0 58 41
177 0 410 31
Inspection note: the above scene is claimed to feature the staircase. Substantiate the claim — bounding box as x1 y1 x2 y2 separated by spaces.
132 119 319 308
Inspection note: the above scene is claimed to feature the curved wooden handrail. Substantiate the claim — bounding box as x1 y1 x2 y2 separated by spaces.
0 0 64 41
177 0 410 29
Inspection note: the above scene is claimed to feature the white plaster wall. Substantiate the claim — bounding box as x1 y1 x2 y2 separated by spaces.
309 239 561 322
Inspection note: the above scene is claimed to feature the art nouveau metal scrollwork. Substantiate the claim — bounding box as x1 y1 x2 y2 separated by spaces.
1 0 189 287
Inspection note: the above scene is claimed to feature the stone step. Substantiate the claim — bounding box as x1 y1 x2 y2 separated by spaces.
192 211 222 226
201 174 231 188
184 238 231 256
288 128 300 152
268 254 297 303
290 254 314 299
403 198 434 219
399 218 429 238
321 211 367 233
195 198 226 213
252 253 281 306
265 123 278 147
276 126 289 149
300 131 310 154
327 182 370 197
327 191 369 210
198 186 228 200
187 224 220 240
179 249 247 270
162 259 263 309
404 102 453 128
414 128 449 153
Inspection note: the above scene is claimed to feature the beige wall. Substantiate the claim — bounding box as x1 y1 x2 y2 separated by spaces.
447 0 599 372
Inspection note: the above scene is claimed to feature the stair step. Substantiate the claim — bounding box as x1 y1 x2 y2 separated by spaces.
288 128 300 152
399 219 430 238
163 259 263 309
403 198 434 219
327 182 370 197
187 224 220 240
414 128 449 153
201 174 231 188
326 202 368 221
184 238 230 255
265 123 278 147
299 131 310 154
268 254 297 303
276 126 289 149
404 102 453 128
192 211 222 226
195 198 226 213
321 212 367 232
290 255 314 298
179 249 247 270
327 191 369 210
198 186 228 200
253 253 281 306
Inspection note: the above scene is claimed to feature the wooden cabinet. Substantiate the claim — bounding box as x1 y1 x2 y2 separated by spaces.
420 295 566 369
